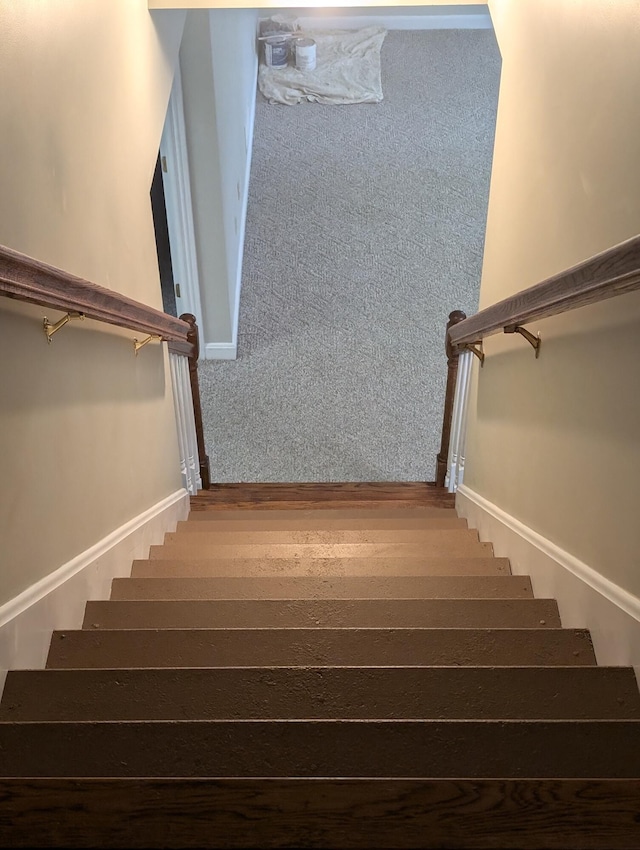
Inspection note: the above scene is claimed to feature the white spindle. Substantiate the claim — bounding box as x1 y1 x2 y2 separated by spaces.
455 350 473 491
446 351 465 491
169 351 202 495
180 355 201 493
169 353 188 491
446 349 473 493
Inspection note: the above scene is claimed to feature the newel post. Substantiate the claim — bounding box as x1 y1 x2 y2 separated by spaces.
435 310 467 488
181 313 211 490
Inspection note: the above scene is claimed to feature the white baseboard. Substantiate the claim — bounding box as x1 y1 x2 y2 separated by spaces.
204 341 238 360
0 489 190 695
456 485 640 680
296 14 493 31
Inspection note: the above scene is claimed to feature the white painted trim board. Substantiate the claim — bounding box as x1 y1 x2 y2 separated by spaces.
0 489 190 695
160 64 205 348
204 43 257 362
204 341 238 360
276 13 493 31
456 484 640 682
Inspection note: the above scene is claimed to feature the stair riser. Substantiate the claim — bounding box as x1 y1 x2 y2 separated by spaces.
131 557 509 578
82 599 561 630
3 667 639 721
0 720 638 778
111 575 533 600
45 629 596 669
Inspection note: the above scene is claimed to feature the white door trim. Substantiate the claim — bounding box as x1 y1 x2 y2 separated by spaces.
160 63 205 354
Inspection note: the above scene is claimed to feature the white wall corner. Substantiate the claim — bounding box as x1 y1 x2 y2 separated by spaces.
0 489 190 696
456 485 640 682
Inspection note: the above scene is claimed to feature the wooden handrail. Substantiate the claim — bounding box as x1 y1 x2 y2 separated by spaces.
0 244 211 488
448 234 640 347
0 244 189 342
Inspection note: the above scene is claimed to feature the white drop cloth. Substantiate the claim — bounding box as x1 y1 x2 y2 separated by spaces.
258 27 387 106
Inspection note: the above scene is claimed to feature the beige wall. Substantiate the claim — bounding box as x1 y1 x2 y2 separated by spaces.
0 2 186 606
465 0 640 596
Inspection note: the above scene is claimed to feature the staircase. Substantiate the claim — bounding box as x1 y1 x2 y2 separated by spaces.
1 482 639 848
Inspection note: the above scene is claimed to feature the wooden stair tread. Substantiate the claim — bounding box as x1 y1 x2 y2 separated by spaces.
82 598 561 630
3 667 639 721
150 533 492 561
45 628 596 668
170 520 468 539
190 483 456 511
111 575 533 600
131 556 510 578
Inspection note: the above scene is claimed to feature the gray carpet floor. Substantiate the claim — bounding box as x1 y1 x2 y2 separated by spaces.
200 29 501 483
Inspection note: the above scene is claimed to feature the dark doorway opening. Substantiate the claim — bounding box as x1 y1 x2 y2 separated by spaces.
151 153 178 317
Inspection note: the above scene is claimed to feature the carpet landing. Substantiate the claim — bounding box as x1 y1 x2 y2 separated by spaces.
200 29 501 482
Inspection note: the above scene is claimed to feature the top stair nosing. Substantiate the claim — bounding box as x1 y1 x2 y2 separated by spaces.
187 504 456 523
190 483 456 511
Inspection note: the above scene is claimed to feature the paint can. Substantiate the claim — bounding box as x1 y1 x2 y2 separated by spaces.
294 38 317 72
264 37 289 69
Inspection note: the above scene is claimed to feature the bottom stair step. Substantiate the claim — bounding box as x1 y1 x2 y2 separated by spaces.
0 719 639 777
1 778 639 849
2 666 639 721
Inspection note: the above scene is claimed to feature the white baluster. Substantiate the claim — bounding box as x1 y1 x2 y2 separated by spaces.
169 353 189 491
456 351 473 491
446 350 472 493
169 351 202 495
180 356 202 492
